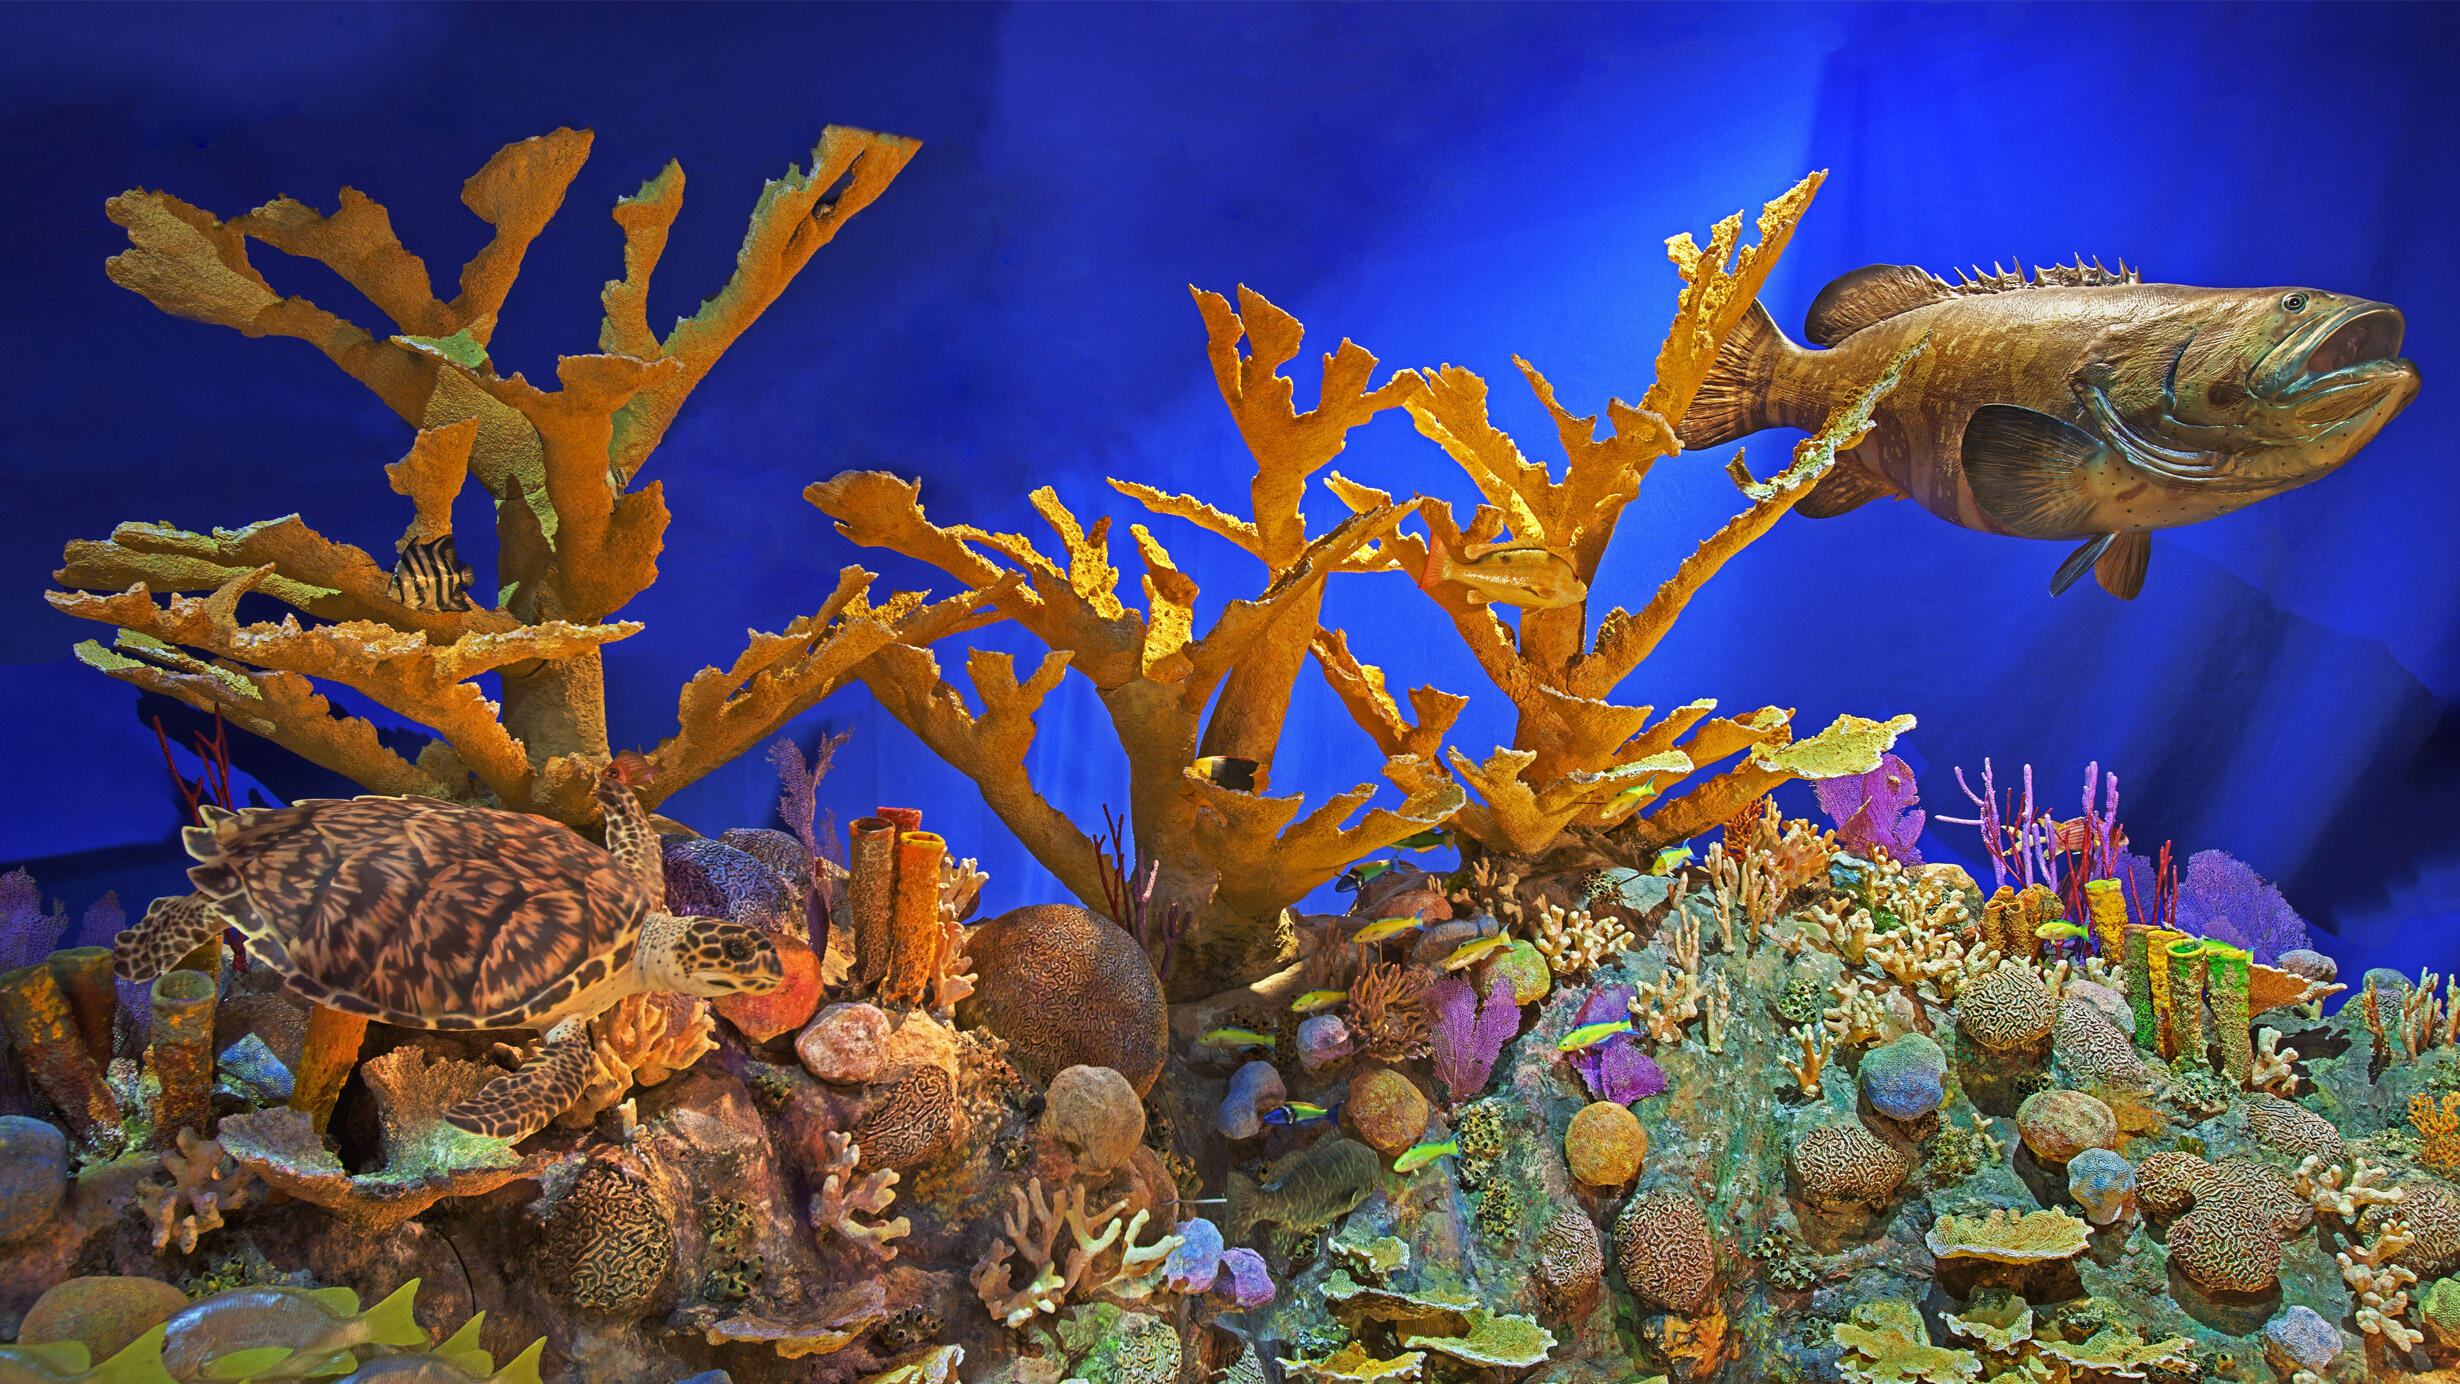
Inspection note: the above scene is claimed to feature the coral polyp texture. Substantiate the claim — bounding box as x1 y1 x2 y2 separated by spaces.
5 116 2447 1384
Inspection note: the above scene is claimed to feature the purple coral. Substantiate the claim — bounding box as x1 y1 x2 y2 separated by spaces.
1815 752 1926 864
2174 850 2311 965
1569 985 1666 1104
1213 1247 1276 1308
768 731 849 934
0 869 54 973
1431 973 1521 1106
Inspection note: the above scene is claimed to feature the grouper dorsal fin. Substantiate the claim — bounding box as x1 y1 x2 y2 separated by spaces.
1804 264 1957 347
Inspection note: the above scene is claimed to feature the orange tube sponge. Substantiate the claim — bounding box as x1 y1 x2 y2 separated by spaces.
288 1004 368 1135
0 962 122 1142
147 969 218 1144
847 817 899 995
48 948 118 1065
885 831 948 1007
2082 878 2128 961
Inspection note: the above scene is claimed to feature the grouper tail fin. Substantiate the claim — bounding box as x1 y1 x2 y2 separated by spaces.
1224 1171 1261 1242
1675 299 1800 448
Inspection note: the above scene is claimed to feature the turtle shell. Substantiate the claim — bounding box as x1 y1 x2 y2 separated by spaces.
185 795 652 1029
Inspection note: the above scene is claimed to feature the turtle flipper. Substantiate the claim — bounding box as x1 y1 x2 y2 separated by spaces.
115 893 227 981
446 1017 594 1142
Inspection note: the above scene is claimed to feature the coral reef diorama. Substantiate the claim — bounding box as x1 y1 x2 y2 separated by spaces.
1 29 2442 1384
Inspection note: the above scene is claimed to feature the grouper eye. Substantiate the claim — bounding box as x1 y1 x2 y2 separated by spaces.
2281 292 2308 313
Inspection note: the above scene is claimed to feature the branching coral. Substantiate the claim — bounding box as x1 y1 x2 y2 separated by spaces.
1823 972 1893 1049
53 127 974 826
810 1131 910 1260
2411 1092 2460 1175
2294 1155 2407 1224
1531 901 1632 978
811 290 1457 982
541 992 714 1130
132 1128 257 1254
1318 176 1921 873
1784 1024 1831 1098
2341 1219 2425 1353
969 1178 1184 1328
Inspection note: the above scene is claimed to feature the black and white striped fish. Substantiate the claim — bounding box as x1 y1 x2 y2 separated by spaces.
388 535 476 612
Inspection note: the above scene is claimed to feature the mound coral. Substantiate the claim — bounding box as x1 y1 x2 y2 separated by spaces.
52 126 972 828
960 904 1167 1093
851 1063 959 1169
1041 1065 1145 1174
2135 1151 2214 1218
1565 1102 1647 1187
1615 1188 1717 1315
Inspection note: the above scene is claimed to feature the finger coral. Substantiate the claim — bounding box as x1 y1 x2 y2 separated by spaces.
131 1128 255 1254
808 1130 909 1261
969 1178 1184 1328
55 127 970 828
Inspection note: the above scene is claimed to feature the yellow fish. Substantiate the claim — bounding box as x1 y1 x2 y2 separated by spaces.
1442 935 1512 970
1192 756 1259 791
1200 1027 1277 1051
1419 541 1587 610
1350 916 1429 945
1392 1138 1459 1173
1650 844 1694 875
1291 989 1349 1013
2035 920 2089 941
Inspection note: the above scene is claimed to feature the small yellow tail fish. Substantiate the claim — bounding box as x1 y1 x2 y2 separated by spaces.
1291 989 1349 1013
1200 1027 1277 1052
1350 916 1428 945
1442 935 1511 970
1392 1138 1459 1173
1558 1019 1633 1052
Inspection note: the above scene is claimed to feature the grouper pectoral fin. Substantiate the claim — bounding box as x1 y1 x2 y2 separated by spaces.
2094 531 2151 600
2051 535 2115 596
1962 403 2105 538
1796 457 1899 518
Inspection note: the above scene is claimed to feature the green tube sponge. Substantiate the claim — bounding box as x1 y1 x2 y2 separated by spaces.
2205 944 2253 1085
2165 939 2209 1071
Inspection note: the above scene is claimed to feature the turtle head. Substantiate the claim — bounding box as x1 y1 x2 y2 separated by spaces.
643 914 785 997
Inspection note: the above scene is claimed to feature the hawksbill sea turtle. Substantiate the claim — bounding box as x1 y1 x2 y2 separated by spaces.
113 753 785 1143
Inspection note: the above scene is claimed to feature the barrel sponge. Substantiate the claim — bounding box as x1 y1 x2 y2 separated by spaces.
2167 1189 2282 1293
1565 1101 1648 1188
2245 1094 2344 1164
2361 1181 2460 1278
2135 1151 2215 1218
853 1063 959 1169
2053 999 2147 1089
1957 966 2056 1051
1040 1065 1145 1174
543 1163 674 1314
1789 1123 1908 1210
961 903 1167 1094
1614 1189 1717 1315
1534 1207 1604 1312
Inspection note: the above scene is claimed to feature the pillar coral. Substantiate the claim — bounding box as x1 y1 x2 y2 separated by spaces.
808 290 1461 985
48 125 993 829
1316 173 1920 871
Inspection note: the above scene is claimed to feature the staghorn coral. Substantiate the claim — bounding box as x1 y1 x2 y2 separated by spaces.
132 1128 256 1254
809 1131 910 1260
1529 901 1631 978
1615 1188 1717 1315
1823 972 1893 1049
1324 177 1921 875
810 288 1455 985
2339 1218 2424 1353
970 1177 1184 1328
52 126 986 828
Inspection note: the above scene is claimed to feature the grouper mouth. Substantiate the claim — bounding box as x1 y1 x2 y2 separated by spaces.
2259 304 2418 423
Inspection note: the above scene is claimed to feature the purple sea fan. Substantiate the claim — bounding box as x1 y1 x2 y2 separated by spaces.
0 869 54 973
1431 972 1521 1106
2174 849 2311 965
1815 752 1925 864
1569 985 1666 1104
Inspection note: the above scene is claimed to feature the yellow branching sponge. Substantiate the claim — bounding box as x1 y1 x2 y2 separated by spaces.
54 126 983 827
2412 1092 2460 1176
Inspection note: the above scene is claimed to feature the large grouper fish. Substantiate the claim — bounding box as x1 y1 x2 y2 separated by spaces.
1676 258 2420 597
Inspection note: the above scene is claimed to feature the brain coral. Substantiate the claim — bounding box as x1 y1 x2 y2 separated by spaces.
2362 1181 2460 1278
961 904 1167 1094
853 1063 959 1169
1957 966 2056 1051
2016 1089 2118 1165
1789 1123 1908 1210
2167 1188 2282 1293
2053 998 2147 1089
543 1163 674 1314
2245 1094 2344 1163
1859 1033 1947 1122
2136 1151 2215 1218
2211 1157 2312 1237
1534 1207 1604 1313
1565 1102 1647 1188
1041 1065 1145 1174
1615 1189 1717 1315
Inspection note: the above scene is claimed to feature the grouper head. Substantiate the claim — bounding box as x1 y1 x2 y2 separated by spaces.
2143 286 2421 490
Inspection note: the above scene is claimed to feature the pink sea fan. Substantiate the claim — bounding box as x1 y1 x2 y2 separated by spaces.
1815 752 1925 864
1431 972 1521 1106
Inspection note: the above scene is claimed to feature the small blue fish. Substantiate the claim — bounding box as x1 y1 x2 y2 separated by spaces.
1336 860 1394 894
1262 1101 1339 1128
